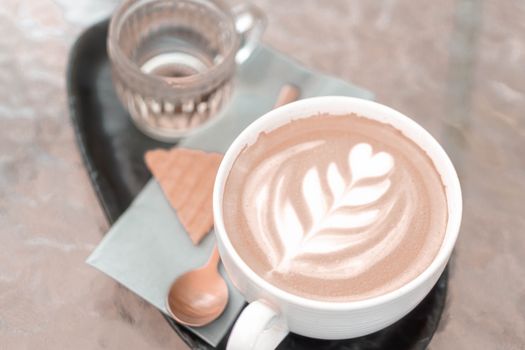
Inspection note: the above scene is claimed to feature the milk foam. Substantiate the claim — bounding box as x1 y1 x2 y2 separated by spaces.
223 114 448 301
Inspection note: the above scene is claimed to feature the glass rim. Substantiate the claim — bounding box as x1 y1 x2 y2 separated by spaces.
107 0 240 89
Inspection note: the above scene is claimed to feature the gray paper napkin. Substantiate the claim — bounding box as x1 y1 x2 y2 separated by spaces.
87 44 373 347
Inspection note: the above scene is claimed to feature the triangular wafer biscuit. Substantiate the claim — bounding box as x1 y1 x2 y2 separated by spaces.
145 148 223 245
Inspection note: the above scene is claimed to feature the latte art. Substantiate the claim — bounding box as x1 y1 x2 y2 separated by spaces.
249 141 404 279
223 114 447 301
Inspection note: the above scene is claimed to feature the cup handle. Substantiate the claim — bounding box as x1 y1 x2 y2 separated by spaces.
231 3 267 64
227 300 288 350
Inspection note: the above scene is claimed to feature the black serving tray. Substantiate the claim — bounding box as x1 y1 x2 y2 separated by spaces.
67 19 448 350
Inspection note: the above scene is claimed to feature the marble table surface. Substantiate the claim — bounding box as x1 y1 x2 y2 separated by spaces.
1 0 524 349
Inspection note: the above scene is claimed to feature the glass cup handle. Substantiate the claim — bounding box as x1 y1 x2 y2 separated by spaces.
231 3 267 64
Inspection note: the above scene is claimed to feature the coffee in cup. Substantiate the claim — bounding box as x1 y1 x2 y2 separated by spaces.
222 113 447 302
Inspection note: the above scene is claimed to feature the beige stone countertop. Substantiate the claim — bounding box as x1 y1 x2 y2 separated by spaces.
1 0 524 349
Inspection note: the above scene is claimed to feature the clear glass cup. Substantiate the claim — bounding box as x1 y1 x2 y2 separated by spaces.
107 0 265 142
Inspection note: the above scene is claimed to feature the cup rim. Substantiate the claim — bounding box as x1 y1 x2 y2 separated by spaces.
107 0 239 89
213 96 462 311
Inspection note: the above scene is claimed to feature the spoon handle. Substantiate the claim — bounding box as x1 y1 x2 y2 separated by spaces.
207 246 221 269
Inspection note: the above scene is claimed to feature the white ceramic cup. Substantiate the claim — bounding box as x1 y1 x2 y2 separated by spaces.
213 96 462 350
